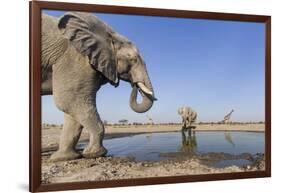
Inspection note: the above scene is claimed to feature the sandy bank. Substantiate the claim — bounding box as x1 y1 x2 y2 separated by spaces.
106 123 265 133
42 153 265 184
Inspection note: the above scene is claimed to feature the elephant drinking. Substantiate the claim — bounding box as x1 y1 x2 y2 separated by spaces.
178 106 197 130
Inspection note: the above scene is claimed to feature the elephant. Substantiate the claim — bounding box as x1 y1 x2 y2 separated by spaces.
41 12 156 161
178 106 197 130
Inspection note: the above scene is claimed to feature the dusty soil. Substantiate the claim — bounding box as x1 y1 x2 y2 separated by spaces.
41 153 265 184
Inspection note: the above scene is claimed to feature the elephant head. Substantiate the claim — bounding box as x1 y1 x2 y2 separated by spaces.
58 12 156 113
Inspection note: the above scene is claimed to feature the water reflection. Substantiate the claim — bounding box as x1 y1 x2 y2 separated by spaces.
180 126 197 154
179 127 237 154
77 130 264 161
224 131 236 147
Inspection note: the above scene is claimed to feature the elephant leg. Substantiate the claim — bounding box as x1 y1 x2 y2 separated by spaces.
50 113 83 162
76 107 107 158
181 129 187 145
182 118 187 129
187 128 192 137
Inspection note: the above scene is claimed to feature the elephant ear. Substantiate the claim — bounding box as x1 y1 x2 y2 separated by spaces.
58 12 118 85
178 107 183 115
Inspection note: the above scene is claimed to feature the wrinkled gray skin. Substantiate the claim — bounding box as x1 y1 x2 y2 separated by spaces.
178 107 197 129
41 12 156 161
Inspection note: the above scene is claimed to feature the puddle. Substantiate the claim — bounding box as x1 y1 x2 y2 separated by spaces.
77 131 264 167
214 159 251 168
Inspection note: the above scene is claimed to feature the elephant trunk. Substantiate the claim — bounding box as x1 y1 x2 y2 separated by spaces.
129 66 156 113
130 85 154 113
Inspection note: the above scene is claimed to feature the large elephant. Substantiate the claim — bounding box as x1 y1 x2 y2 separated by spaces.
178 106 197 129
41 12 156 161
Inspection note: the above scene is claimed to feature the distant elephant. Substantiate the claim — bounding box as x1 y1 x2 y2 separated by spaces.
178 106 197 129
41 12 156 161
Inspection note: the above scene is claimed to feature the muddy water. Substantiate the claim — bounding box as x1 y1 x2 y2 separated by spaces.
77 131 264 167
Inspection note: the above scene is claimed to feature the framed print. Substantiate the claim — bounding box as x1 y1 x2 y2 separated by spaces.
30 0 271 192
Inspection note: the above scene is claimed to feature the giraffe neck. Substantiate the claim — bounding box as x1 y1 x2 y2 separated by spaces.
224 110 234 122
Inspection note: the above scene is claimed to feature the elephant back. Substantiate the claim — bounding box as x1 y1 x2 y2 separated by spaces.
42 14 61 36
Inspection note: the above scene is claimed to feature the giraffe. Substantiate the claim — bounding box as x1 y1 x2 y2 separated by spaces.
222 109 234 124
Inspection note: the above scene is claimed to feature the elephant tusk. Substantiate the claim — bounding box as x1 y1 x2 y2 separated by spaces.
137 82 153 96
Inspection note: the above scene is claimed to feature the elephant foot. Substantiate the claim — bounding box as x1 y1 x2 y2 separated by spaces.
82 146 107 159
49 149 82 162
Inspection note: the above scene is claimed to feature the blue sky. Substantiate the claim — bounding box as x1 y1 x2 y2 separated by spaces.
42 10 265 124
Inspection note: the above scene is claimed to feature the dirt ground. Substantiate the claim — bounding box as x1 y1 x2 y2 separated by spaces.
42 153 265 184
41 123 265 184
